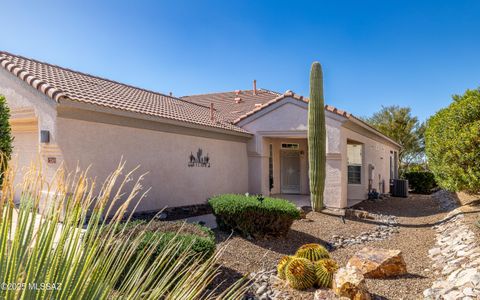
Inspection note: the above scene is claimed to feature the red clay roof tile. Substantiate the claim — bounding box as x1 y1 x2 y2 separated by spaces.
0 52 249 135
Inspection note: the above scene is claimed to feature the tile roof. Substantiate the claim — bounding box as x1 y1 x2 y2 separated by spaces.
0 52 249 135
181 88 283 123
182 89 351 124
184 89 400 147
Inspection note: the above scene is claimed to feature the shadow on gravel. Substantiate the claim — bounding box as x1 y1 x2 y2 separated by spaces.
208 265 246 297
214 228 332 255
370 273 428 280
250 228 332 255
354 195 442 218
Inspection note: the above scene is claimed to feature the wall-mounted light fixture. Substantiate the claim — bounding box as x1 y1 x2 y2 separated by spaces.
40 130 50 144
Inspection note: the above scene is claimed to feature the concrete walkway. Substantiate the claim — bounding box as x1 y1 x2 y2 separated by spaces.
271 194 311 207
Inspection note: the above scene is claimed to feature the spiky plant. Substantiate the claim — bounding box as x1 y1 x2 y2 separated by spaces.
284 257 316 290
308 62 326 212
295 243 330 262
314 259 339 288
0 159 247 300
277 255 293 280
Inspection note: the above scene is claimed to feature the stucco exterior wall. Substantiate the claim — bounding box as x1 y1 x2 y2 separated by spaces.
342 125 398 202
0 68 60 197
55 116 249 212
238 98 348 208
240 100 309 195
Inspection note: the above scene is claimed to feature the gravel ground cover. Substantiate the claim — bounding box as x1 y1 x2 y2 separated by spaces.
213 194 448 299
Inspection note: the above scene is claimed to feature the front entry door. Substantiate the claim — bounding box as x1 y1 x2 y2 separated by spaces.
281 150 301 194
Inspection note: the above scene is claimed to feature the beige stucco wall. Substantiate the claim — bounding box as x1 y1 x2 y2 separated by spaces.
342 124 399 202
55 116 249 212
237 97 400 209
0 68 60 199
1 68 249 213
239 98 348 208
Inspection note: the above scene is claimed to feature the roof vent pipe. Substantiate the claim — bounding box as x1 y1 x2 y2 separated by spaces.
253 80 257 95
210 103 215 121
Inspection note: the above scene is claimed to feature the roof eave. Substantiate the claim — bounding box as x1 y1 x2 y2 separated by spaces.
57 97 253 138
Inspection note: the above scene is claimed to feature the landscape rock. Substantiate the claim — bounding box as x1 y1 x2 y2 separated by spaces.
424 190 480 299
333 266 371 300
330 212 398 249
346 247 407 278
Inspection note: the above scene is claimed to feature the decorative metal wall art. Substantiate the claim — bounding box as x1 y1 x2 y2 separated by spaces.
188 148 211 167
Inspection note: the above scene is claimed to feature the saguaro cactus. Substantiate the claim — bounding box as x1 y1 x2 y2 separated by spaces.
308 62 326 211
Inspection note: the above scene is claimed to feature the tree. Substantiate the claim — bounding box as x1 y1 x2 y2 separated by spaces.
364 106 425 172
425 88 480 193
0 95 13 184
308 62 326 211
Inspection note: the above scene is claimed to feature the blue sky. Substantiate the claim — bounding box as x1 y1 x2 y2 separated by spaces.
1 1 479 121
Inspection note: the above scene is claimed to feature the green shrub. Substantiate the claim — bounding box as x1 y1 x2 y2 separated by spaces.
404 171 437 194
0 95 13 185
425 88 480 193
209 194 300 238
112 220 216 287
121 220 216 261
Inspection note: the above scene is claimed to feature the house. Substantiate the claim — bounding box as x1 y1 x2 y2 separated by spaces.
0 51 400 212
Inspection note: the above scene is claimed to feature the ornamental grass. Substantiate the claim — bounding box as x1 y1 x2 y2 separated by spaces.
0 156 247 299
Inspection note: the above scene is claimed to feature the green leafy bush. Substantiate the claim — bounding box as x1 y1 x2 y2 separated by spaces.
404 171 437 194
130 221 216 260
425 88 480 193
0 95 13 185
111 220 216 289
209 194 300 238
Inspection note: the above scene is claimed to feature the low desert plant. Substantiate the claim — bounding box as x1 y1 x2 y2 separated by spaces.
209 194 300 238
403 171 437 194
284 257 316 290
295 243 330 262
0 160 246 299
277 243 339 290
276 256 293 280
314 259 338 288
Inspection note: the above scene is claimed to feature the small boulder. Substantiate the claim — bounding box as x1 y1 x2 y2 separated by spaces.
347 247 407 278
333 266 371 300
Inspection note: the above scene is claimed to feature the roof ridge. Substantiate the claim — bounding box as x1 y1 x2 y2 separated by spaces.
181 88 279 98
0 51 188 104
257 88 282 96
0 53 67 102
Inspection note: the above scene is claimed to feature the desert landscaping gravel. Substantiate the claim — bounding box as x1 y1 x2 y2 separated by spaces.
213 193 470 299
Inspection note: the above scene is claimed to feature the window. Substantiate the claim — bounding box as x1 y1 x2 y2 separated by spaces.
348 166 362 184
347 143 362 184
281 143 299 150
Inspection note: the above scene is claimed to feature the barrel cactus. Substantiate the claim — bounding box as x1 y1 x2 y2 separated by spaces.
285 257 316 290
277 255 293 280
295 243 330 262
314 258 339 288
308 62 326 212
